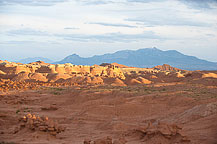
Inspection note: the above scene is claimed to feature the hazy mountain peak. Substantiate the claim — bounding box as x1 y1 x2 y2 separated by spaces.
55 48 217 70
69 54 80 57
152 47 159 50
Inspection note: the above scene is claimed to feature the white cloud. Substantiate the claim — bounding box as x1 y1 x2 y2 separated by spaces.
0 0 217 62
0 0 69 6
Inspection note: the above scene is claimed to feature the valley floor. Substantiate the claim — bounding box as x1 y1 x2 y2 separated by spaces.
1 81 217 144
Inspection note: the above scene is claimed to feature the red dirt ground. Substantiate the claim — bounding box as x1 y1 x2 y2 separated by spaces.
0 81 217 144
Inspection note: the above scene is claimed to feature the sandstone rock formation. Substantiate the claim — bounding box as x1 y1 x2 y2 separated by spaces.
100 63 132 68
29 73 47 82
154 64 182 72
202 73 217 79
111 78 126 86
18 113 65 136
0 60 203 92
127 78 142 85
176 72 185 78
0 61 125 85
136 76 152 84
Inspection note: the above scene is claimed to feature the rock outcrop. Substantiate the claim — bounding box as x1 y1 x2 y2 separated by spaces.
202 73 217 79
130 122 190 144
111 78 126 86
0 61 125 84
100 63 131 68
18 113 65 136
154 64 182 72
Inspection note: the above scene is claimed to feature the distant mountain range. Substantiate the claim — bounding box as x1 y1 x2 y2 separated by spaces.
17 57 53 64
55 48 217 70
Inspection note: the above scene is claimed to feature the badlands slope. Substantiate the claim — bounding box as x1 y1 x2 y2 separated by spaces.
0 60 217 144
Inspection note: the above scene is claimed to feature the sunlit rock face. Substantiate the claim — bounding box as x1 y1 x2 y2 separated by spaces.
0 60 126 83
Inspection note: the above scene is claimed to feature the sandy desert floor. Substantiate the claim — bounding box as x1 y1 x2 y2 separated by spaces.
1 80 217 144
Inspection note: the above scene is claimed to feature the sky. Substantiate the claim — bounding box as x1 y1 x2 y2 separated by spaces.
0 0 217 62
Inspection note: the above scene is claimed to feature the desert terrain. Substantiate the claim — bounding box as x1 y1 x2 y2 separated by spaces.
0 60 217 144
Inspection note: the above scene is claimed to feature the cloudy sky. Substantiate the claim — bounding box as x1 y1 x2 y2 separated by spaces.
0 0 217 62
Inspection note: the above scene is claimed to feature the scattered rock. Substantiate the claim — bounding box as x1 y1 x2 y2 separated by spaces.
130 122 190 143
18 113 65 136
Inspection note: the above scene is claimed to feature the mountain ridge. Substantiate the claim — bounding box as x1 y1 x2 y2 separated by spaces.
55 48 217 70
